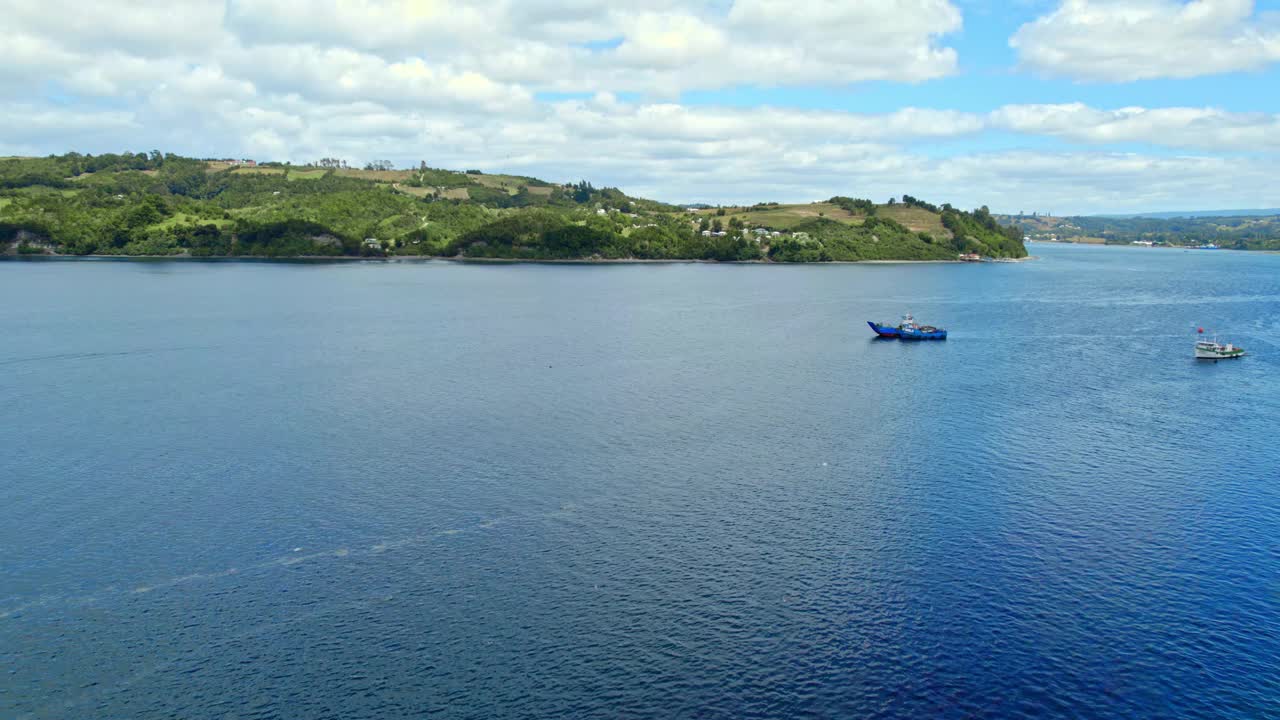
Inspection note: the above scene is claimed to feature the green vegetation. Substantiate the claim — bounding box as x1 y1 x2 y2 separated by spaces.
1004 212 1280 251
0 152 1027 261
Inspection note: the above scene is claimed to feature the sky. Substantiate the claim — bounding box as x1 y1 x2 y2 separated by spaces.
3 0 1280 214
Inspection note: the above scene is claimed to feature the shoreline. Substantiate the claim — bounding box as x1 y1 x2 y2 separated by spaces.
1 253 1036 265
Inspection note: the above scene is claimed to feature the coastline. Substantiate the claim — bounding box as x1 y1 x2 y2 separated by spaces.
1 253 1036 265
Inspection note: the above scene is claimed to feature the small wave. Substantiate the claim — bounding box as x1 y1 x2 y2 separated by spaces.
0 345 220 367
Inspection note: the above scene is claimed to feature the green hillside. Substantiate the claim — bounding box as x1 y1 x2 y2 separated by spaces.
0 152 1026 261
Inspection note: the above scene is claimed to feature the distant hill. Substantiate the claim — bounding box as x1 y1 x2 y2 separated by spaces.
0 152 1026 261
1093 209 1280 220
999 211 1280 250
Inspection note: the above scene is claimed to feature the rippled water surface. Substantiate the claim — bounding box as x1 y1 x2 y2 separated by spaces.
2 244 1279 719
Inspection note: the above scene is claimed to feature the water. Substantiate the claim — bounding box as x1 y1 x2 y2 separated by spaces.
2 245 1278 719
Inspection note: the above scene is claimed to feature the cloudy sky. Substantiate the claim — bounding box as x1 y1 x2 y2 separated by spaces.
4 0 1280 213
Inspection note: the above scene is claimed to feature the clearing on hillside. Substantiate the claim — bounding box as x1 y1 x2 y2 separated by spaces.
151 213 234 230
877 205 950 239
392 184 436 198
231 167 286 176
468 173 554 194
697 202 855 230
334 168 414 182
694 202 951 238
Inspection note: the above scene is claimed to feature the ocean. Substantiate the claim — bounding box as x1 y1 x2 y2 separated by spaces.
2 244 1278 719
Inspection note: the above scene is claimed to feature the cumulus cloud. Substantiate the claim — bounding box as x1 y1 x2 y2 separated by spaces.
221 0 964 92
926 151 1280 215
2 0 1279 212
990 103 1280 150
4 0 226 57
0 104 140 151
1011 0 1280 81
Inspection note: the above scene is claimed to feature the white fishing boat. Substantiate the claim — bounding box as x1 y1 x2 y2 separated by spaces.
1195 338 1245 360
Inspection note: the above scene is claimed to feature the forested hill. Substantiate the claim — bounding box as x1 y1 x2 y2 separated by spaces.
0 153 1026 261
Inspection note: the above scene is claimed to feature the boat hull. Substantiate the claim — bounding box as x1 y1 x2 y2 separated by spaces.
1195 349 1244 359
867 321 946 340
868 321 900 338
899 328 947 340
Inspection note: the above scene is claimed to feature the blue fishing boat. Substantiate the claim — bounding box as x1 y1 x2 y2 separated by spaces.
867 313 947 340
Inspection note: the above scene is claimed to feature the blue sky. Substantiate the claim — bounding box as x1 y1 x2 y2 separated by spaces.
3 0 1280 213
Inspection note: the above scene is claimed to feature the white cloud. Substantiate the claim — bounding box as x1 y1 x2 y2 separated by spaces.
926 150 1280 214
1 0 965 105
2 0 1279 213
990 103 1280 150
1012 0 1280 81
551 99 984 144
224 0 494 52
0 104 139 150
3 0 225 58
4 88 1278 213
221 0 964 92
214 46 534 113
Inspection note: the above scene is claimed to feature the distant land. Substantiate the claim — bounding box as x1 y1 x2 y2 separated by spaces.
1 152 1026 262
1092 209 1280 220
999 211 1280 250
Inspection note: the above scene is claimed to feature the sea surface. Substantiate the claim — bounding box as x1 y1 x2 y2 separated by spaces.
2 244 1278 719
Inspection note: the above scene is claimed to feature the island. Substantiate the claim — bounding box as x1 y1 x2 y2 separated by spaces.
1 153 1027 262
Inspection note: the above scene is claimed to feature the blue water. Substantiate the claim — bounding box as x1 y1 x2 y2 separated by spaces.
2 244 1278 719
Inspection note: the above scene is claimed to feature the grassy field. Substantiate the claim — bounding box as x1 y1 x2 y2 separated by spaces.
150 213 234 230
334 168 414 182
391 184 436 198
468 173 554 195
691 202 952 237
694 202 854 230
878 205 950 238
230 167 286 176
441 188 471 200
287 169 327 181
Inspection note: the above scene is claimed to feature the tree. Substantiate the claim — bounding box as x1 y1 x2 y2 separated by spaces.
571 180 595 203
